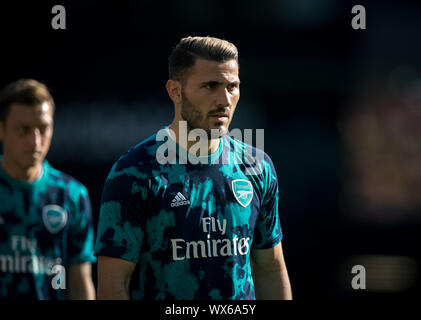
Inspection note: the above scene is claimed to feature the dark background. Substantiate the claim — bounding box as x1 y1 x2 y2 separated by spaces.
1 0 420 300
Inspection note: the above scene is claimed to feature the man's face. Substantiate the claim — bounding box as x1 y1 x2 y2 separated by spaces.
0 102 54 170
180 58 240 137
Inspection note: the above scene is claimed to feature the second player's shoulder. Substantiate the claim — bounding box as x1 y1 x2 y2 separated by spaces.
44 161 89 200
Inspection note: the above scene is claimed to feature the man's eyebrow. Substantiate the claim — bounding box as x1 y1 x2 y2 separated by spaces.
200 80 240 85
201 80 222 85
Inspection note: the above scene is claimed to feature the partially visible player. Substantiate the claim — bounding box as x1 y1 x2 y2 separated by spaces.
0 79 96 300
95 36 292 300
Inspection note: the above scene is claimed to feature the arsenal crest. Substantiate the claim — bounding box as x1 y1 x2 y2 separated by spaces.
42 205 68 234
232 179 253 208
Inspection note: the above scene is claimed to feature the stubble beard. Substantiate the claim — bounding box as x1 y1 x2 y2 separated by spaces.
180 90 229 140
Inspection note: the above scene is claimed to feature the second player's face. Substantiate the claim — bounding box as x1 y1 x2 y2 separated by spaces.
0 102 54 171
181 58 240 137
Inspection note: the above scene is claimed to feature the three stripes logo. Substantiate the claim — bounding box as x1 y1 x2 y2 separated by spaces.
171 192 191 207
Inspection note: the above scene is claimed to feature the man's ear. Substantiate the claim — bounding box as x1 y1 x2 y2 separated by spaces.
166 79 183 105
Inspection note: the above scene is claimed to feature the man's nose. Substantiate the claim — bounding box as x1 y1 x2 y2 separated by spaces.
27 128 41 149
215 88 231 107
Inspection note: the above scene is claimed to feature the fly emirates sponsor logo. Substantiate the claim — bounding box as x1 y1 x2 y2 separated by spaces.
0 235 61 275
171 217 251 261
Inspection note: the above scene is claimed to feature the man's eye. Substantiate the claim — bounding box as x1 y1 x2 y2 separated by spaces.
19 127 29 135
39 126 48 134
204 83 217 89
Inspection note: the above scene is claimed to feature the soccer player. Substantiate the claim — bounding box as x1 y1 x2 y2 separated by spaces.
95 36 292 300
0 79 96 299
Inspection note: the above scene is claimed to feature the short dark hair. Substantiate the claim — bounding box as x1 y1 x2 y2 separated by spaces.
0 79 55 123
168 36 239 82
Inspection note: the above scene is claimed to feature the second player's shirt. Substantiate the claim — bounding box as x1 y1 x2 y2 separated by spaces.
0 158 96 300
95 128 282 300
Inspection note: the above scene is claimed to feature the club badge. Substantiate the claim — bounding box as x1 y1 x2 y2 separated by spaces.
232 179 253 208
42 205 68 234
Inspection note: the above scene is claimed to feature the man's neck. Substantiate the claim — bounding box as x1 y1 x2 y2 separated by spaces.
169 120 220 157
0 158 42 183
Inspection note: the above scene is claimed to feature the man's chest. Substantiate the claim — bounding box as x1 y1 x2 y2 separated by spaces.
141 168 263 245
0 185 71 255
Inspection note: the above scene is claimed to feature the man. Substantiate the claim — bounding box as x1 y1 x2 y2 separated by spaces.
95 36 292 300
0 79 96 299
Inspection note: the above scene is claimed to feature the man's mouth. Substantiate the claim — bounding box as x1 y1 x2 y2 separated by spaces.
208 113 229 121
26 151 42 157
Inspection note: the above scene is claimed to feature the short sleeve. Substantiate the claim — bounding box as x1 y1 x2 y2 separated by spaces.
68 184 97 265
94 162 145 264
253 155 283 249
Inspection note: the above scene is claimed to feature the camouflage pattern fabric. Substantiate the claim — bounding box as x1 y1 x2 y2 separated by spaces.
95 128 282 300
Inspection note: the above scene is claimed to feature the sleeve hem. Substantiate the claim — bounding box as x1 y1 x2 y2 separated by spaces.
252 233 283 250
68 256 97 265
94 250 139 264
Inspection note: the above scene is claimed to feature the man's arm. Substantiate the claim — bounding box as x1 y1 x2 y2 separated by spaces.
251 241 292 300
67 262 96 300
97 256 136 300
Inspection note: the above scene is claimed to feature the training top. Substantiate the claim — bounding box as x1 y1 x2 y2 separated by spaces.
94 128 283 300
0 157 96 300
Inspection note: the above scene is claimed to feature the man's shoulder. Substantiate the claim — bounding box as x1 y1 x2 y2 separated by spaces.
224 135 275 173
225 134 265 155
107 131 161 180
45 162 89 197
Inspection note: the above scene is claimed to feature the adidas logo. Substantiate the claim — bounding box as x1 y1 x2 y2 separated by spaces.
171 192 190 207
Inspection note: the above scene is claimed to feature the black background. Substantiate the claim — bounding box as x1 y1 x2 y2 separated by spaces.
0 0 420 300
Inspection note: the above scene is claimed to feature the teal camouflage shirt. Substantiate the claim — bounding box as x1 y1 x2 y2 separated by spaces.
0 158 96 299
95 129 282 300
